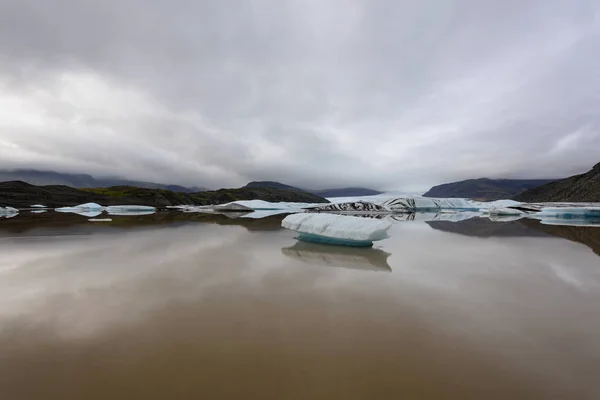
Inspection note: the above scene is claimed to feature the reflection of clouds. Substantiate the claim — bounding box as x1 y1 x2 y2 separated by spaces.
282 241 391 272
0 225 255 338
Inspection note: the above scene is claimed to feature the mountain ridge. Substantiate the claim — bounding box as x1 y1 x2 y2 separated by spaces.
243 181 383 198
0 181 328 208
423 178 559 200
0 169 205 193
513 163 600 202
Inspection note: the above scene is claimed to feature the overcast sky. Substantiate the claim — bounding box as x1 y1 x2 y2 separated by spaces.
1 0 599 190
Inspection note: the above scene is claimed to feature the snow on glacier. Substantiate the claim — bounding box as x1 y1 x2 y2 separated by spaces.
282 213 392 246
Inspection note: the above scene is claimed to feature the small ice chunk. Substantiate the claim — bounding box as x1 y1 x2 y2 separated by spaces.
282 213 391 246
89 218 113 222
30 204 47 208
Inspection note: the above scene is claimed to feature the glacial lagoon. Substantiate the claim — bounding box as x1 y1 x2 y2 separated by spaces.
0 211 599 399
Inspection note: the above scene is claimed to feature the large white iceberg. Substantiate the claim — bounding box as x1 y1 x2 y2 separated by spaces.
282 213 392 246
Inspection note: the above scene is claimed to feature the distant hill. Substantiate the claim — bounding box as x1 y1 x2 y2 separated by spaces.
244 181 382 198
244 181 304 191
0 169 204 193
0 181 328 208
423 178 558 201
513 163 600 202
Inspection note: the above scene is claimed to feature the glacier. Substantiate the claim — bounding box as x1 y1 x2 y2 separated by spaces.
281 213 392 247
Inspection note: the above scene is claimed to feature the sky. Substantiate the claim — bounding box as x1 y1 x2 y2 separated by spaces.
0 0 599 191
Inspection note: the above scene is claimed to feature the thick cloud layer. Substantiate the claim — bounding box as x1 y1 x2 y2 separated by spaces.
1 0 599 190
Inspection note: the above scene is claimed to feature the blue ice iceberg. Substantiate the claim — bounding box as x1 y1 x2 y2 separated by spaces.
282 213 392 247
55 203 104 217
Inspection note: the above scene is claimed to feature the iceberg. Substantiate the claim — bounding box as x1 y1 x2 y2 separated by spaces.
30 204 47 208
380 197 478 212
319 197 482 213
56 203 104 217
0 207 19 218
305 201 387 213
106 205 156 216
56 203 103 212
282 213 392 247
214 200 315 212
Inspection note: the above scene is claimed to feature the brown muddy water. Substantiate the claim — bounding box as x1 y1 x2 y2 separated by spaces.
0 212 599 399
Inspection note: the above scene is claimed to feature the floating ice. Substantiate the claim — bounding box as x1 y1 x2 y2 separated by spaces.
0 207 19 218
106 205 156 216
89 218 113 222
56 202 103 212
214 200 315 212
316 197 482 213
282 213 392 247
305 201 387 213
380 197 478 212
30 204 47 208
56 203 104 217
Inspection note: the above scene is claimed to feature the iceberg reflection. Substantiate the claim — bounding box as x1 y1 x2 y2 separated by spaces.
282 241 392 272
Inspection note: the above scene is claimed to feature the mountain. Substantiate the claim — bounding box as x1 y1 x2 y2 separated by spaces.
513 163 600 202
0 169 204 193
244 181 383 198
423 178 558 201
244 181 304 191
0 181 328 208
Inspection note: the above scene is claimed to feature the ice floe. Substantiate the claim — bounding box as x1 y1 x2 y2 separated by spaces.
0 207 19 218
282 213 392 246
106 205 156 216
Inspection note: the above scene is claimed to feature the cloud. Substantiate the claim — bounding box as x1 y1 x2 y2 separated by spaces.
0 0 599 190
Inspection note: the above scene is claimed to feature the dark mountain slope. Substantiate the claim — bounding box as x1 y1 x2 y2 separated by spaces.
0 181 328 208
513 163 600 202
424 178 557 200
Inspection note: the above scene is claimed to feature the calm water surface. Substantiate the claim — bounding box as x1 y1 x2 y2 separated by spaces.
0 213 599 399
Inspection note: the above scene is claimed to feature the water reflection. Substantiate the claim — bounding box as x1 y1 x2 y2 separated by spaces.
282 241 392 272
428 217 600 256
1 215 600 398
